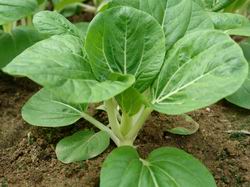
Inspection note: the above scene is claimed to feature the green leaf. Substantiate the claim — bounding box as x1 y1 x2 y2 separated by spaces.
3 34 135 103
22 88 86 127
192 0 214 9
75 22 89 39
226 39 250 109
165 114 200 135
52 0 85 11
100 146 216 187
33 11 81 38
3 34 90 86
85 6 165 92
116 87 149 116
209 12 250 36
0 0 38 25
151 30 248 115
0 26 45 69
56 130 110 163
49 72 135 103
105 0 214 50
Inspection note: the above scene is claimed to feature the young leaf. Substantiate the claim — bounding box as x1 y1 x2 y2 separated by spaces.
22 88 86 127
56 130 110 163
151 30 248 115
116 87 149 116
209 12 250 36
33 11 82 38
226 39 250 109
0 0 38 25
165 114 200 135
85 6 165 92
100 146 216 187
0 26 45 69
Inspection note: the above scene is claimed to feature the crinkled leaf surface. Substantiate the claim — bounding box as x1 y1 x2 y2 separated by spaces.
85 6 165 92
106 0 214 50
3 34 135 103
100 146 216 187
151 30 248 115
209 12 250 36
192 0 214 9
0 0 38 25
56 130 110 163
33 11 81 38
0 26 45 69
226 39 250 109
22 88 86 127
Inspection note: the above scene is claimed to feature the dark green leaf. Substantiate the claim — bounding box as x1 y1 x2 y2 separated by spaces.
85 6 165 92
100 146 216 187
22 88 86 127
56 130 110 163
151 30 248 114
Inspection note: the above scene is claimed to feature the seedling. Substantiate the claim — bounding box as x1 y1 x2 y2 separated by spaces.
3 0 249 186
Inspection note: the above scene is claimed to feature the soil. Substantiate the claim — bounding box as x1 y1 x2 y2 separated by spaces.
0 75 250 187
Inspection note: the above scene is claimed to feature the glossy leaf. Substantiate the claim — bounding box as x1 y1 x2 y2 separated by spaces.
100 146 216 187
85 6 165 92
209 12 250 36
22 88 86 127
3 35 135 103
226 39 250 109
0 0 38 25
151 30 248 115
0 26 45 69
33 11 81 38
56 130 110 163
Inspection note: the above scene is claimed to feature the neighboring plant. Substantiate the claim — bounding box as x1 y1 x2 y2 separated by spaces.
224 0 250 16
3 0 249 186
0 0 90 69
227 38 250 109
52 0 107 16
0 0 47 69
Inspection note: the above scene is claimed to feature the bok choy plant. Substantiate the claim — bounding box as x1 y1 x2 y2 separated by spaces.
3 0 249 186
0 0 47 69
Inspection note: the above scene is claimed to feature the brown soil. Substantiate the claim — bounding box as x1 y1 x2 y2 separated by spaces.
0 75 250 187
